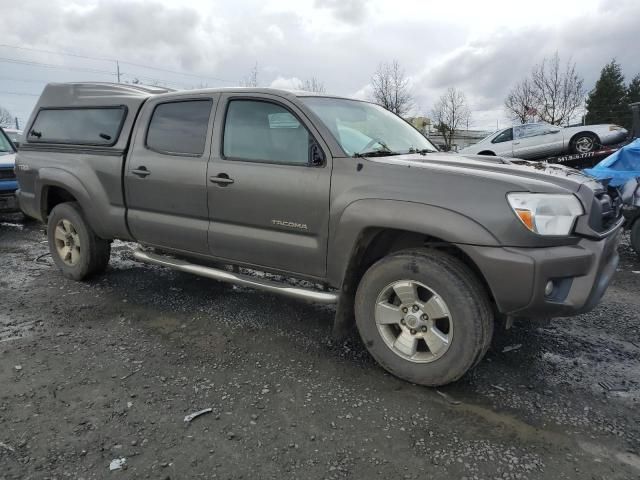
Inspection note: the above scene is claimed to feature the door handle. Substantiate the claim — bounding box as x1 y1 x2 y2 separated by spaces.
131 166 151 177
513 141 520 145
209 174 234 185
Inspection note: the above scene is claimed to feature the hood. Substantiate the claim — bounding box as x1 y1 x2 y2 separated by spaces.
0 152 16 168
368 152 600 193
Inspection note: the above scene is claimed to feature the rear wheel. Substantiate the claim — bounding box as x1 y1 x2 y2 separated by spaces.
47 202 111 280
570 133 599 154
354 249 494 386
631 219 640 256
477 150 496 156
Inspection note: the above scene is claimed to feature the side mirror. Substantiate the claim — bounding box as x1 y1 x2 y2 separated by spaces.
309 141 325 167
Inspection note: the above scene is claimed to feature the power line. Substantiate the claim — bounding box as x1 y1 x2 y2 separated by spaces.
0 90 40 97
0 56 116 76
0 43 235 84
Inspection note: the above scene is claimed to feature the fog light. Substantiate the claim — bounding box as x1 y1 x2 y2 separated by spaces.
544 281 554 297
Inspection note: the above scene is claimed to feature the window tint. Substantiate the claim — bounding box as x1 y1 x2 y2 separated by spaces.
146 100 212 155
492 128 513 143
29 107 125 145
223 100 311 165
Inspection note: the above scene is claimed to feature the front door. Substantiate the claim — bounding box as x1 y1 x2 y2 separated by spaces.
125 95 217 254
206 94 331 278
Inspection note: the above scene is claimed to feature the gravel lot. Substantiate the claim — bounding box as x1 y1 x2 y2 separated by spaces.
1 213 639 479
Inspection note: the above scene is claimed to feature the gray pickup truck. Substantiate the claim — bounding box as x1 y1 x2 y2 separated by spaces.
15 82 623 386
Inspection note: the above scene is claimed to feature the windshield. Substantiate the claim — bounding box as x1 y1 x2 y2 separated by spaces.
301 97 437 156
0 130 15 155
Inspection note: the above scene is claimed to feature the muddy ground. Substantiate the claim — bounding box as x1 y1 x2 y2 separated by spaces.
1 212 639 480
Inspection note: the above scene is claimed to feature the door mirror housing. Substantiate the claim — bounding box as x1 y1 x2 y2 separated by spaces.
309 141 325 167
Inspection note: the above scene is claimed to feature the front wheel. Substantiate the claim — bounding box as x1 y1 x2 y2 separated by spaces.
354 249 494 386
47 202 111 281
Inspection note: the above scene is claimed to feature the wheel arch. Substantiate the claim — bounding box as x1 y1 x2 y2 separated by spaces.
569 130 600 147
329 199 499 337
37 168 92 224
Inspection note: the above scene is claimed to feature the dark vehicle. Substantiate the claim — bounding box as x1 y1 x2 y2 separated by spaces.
0 127 18 213
15 83 623 386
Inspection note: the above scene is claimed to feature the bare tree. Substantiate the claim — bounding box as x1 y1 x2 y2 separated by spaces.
504 78 538 124
0 106 13 127
241 62 259 87
531 53 584 125
431 88 471 151
297 77 326 93
506 53 584 126
370 60 413 116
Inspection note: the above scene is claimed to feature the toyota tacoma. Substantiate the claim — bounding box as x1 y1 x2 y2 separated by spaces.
15 83 623 386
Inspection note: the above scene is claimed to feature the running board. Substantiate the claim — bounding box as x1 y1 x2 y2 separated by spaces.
132 249 339 304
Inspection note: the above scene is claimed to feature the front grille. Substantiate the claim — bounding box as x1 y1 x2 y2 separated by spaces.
0 168 15 180
589 186 623 233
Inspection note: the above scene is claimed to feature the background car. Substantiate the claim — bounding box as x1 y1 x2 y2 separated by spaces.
0 127 19 213
460 122 628 159
3 128 23 148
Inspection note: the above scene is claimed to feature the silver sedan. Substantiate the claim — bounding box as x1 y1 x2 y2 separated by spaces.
460 122 628 159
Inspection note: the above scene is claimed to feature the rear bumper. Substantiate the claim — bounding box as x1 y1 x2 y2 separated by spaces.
0 191 19 213
460 225 622 319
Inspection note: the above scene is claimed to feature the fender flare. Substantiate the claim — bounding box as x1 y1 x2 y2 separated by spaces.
327 198 500 287
37 167 94 226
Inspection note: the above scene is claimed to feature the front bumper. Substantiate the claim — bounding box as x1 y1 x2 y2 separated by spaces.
460 225 622 318
0 192 19 213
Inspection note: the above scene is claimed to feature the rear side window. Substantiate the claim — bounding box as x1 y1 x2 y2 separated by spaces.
223 100 311 165
29 107 126 145
146 100 212 156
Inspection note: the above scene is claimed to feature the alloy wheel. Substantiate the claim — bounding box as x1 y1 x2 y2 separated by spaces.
374 280 453 363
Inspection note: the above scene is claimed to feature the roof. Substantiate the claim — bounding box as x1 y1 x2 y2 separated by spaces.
37 82 358 103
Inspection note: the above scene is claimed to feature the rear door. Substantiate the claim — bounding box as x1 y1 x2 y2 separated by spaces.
206 94 331 278
125 94 218 254
512 123 563 159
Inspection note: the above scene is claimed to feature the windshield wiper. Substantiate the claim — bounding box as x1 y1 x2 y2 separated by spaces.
408 147 437 155
353 150 403 158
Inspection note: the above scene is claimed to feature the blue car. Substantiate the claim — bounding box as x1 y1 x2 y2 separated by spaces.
0 127 19 213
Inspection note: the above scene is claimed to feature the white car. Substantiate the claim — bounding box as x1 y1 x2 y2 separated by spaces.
3 128 23 148
460 122 628 159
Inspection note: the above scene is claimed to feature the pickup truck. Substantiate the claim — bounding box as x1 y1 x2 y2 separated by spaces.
15 83 623 386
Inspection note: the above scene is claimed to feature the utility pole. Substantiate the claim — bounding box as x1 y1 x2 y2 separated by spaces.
116 61 121 83
14 116 19 129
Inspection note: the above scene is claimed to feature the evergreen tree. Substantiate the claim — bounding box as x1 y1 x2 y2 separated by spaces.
628 74 640 104
585 59 627 125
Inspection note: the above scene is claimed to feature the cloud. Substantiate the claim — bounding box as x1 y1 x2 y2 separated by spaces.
313 0 369 24
269 76 303 89
1 0 639 128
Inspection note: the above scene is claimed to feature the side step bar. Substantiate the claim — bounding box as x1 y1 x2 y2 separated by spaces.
132 249 339 305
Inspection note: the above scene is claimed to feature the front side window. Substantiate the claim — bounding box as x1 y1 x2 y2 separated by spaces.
29 107 126 145
301 97 437 156
223 100 312 165
146 100 212 156
492 128 513 143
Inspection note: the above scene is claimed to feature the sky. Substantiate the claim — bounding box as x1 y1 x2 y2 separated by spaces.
1 0 639 130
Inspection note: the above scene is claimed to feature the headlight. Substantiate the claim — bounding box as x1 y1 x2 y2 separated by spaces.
609 125 624 131
507 193 584 236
